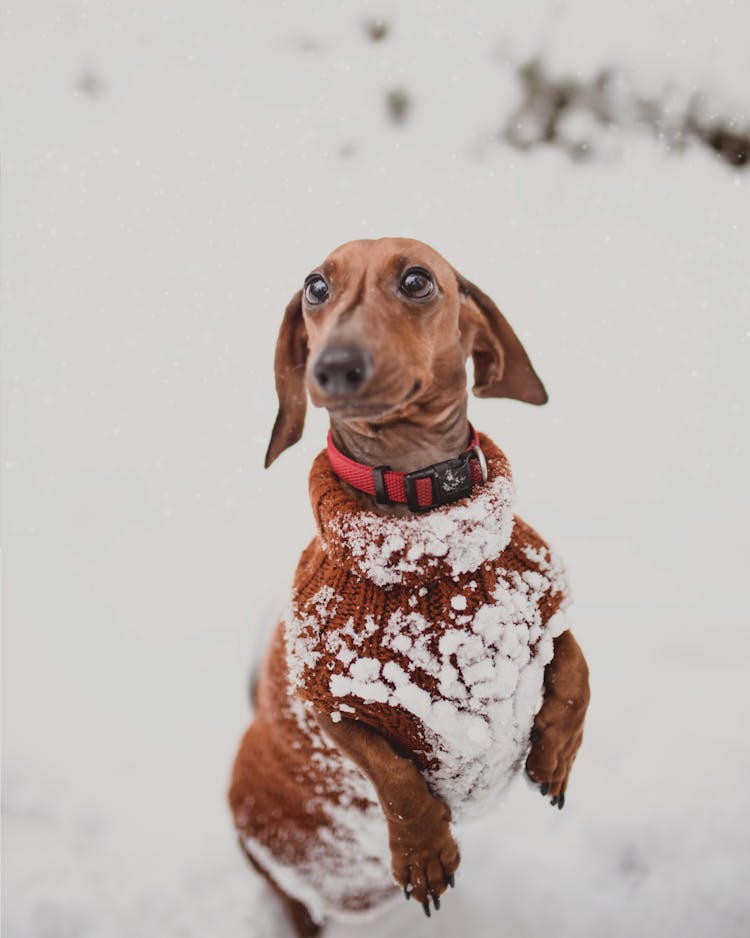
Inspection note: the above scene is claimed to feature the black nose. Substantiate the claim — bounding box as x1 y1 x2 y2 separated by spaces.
313 346 372 396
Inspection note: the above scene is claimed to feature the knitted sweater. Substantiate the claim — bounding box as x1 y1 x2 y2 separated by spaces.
229 433 570 923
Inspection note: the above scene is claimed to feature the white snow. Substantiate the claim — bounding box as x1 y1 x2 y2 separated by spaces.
287 515 571 823
329 469 516 585
3 1 750 937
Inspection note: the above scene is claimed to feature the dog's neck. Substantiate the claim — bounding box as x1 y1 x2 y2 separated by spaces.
329 396 470 515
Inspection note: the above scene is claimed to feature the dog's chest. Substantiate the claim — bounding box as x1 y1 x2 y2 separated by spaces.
286 541 568 819
287 439 570 817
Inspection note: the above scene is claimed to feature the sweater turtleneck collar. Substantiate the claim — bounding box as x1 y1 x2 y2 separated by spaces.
307 432 516 588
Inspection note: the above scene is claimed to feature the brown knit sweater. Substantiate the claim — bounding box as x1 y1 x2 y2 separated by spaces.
229 433 570 923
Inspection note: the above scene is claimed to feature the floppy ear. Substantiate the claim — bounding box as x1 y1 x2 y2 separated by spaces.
265 289 308 468
454 270 548 405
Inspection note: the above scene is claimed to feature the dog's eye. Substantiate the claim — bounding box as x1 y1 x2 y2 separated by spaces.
400 267 434 300
304 275 329 305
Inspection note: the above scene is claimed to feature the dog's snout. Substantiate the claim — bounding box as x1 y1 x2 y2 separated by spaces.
313 346 372 396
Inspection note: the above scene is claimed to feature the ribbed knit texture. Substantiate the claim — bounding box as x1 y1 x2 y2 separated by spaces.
229 432 570 922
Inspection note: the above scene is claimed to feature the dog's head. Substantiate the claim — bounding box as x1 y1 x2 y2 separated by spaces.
265 237 547 467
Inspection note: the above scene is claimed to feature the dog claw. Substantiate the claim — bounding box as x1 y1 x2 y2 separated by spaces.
540 783 550 796
558 793 565 810
403 886 410 900
433 895 440 911
447 873 455 888
551 794 558 806
422 899 431 918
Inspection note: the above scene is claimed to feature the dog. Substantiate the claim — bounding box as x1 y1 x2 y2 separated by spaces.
229 238 590 936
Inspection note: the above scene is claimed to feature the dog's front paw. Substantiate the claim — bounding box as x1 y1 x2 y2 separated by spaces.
388 799 460 917
526 722 584 810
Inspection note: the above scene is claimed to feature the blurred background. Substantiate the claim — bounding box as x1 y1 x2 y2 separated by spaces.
2 2 749 936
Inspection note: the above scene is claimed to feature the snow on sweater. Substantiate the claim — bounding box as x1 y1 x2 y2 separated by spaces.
229 432 570 922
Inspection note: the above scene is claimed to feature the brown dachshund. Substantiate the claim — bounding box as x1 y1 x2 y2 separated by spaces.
229 238 590 936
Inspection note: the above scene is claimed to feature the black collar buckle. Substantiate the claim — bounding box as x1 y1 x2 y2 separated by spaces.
404 449 478 513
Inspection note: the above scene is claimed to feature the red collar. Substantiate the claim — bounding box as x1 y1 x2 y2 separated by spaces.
326 426 488 513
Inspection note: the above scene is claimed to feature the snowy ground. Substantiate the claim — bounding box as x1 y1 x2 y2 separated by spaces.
2 2 750 936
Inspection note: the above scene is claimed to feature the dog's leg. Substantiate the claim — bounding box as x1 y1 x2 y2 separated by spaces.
525 629 590 808
314 712 459 916
238 837 322 937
